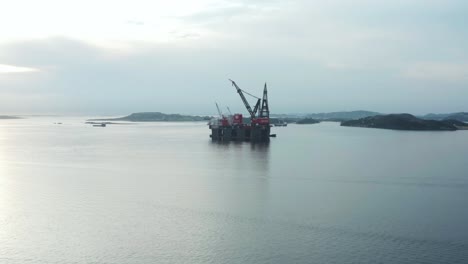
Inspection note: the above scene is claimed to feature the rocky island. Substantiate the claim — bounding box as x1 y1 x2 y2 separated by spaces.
341 114 465 131
89 112 211 122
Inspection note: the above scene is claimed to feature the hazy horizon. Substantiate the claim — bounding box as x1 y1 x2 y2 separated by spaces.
1 0 467 115
2 109 468 118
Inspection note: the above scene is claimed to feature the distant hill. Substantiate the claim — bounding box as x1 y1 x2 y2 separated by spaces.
306 111 381 120
89 112 211 122
341 114 462 131
444 113 468 122
421 113 451 120
0 115 22 119
422 112 468 122
296 118 320 124
270 117 300 124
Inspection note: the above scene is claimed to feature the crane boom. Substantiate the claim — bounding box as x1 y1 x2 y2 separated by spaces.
252 99 261 116
215 102 223 117
229 79 256 119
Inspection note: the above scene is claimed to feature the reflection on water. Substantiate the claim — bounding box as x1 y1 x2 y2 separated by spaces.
1 118 468 264
208 140 271 214
209 141 270 179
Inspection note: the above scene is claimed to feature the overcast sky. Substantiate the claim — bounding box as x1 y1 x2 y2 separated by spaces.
0 0 467 115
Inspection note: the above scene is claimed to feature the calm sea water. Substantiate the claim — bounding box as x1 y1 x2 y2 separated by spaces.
1 118 467 264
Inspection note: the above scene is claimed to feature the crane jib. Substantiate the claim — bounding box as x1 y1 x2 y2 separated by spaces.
229 79 269 121
237 89 255 118
231 80 256 118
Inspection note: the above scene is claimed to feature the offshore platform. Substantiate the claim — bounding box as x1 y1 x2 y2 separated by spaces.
208 80 272 142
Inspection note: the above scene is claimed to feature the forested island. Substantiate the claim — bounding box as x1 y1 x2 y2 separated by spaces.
89 112 211 122
341 114 466 131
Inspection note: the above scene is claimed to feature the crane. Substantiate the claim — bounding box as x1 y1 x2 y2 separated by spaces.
259 83 269 118
229 79 261 119
214 102 230 127
252 99 261 117
209 79 271 141
215 102 223 117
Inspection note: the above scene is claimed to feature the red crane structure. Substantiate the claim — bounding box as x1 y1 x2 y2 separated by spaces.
208 80 272 142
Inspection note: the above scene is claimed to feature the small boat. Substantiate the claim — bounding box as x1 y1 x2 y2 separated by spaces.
274 121 287 127
93 123 106 127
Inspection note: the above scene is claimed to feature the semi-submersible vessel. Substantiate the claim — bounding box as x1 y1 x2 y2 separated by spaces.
208 80 272 142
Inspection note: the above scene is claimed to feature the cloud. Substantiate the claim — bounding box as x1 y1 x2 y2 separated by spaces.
403 62 468 82
0 1 467 115
126 20 145 26
0 64 39 74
